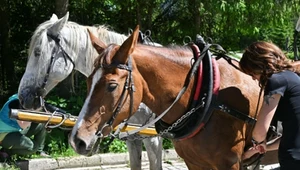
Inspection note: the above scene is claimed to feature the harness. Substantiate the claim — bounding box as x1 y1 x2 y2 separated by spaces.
101 36 257 142
155 37 256 140
98 36 263 166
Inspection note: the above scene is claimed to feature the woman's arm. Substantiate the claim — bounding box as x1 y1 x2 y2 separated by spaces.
252 94 281 143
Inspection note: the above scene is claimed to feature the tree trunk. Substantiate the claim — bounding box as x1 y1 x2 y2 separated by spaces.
0 0 15 103
136 0 141 27
55 0 69 18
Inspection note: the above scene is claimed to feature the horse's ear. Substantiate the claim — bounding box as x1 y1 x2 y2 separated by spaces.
115 25 139 63
47 12 69 37
87 28 106 54
50 14 58 22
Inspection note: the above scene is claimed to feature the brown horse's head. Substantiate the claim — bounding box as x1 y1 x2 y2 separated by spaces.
69 26 144 155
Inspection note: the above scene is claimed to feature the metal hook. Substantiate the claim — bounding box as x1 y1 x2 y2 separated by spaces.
128 28 133 35
145 30 151 37
183 36 192 45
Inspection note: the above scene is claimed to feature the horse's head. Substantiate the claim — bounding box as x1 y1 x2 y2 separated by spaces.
18 12 75 110
69 26 144 155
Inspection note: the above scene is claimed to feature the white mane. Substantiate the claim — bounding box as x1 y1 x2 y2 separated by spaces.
28 20 128 76
21 12 160 98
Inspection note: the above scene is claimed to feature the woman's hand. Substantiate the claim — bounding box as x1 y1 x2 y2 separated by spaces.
254 142 267 154
242 142 267 160
17 120 31 129
243 147 260 160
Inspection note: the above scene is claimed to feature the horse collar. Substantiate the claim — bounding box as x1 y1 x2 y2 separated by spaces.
155 43 256 141
155 43 218 140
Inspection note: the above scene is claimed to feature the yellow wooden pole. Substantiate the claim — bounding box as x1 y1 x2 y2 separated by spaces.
10 109 157 135
11 109 76 127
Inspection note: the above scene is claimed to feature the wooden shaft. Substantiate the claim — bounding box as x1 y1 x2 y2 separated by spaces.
10 109 157 135
11 109 76 126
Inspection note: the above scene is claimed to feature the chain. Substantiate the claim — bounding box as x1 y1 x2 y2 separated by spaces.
117 96 206 141
158 96 205 137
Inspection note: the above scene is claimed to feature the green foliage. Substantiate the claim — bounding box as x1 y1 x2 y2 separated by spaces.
107 140 128 153
0 0 300 157
46 75 87 115
46 139 77 158
99 137 174 154
43 128 74 157
162 138 173 149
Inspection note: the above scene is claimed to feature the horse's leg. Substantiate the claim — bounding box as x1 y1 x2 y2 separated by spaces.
127 103 162 170
143 136 163 170
126 140 142 170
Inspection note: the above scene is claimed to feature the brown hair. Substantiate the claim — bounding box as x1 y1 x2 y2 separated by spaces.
240 41 294 87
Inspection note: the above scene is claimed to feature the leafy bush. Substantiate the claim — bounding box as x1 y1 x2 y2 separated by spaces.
107 140 128 153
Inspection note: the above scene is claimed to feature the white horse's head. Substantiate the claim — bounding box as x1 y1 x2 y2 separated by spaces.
18 12 160 110
18 12 75 110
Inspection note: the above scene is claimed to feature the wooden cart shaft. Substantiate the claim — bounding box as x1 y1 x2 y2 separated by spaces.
10 109 157 136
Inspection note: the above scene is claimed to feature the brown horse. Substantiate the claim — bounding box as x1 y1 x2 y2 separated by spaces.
69 26 262 170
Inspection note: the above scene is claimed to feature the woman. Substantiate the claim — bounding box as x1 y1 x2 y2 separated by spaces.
240 41 300 169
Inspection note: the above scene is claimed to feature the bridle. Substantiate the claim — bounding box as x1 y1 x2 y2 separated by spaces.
95 55 135 138
89 55 135 152
38 32 75 103
94 30 159 138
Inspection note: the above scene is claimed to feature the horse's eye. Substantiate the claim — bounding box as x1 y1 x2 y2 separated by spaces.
34 48 41 57
107 83 118 92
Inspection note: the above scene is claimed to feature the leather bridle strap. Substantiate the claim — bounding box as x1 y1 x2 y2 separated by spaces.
40 32 75 91
96 55 135 137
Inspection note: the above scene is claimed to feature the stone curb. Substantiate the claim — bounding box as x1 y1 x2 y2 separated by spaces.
0 149 181 170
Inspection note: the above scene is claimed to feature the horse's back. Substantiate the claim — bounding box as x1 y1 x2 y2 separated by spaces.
217 58 260 117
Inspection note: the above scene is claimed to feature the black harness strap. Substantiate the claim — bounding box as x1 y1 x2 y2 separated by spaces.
216 53 241 71
216 103 256 125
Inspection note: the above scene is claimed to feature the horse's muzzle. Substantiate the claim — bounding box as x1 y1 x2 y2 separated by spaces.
18 87 43 110
69 132 100 156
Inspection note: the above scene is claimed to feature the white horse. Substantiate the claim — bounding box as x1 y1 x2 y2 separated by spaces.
18 12 162 170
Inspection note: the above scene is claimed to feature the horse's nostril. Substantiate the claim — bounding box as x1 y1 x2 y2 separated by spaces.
73 135 88 155
77 140 86 150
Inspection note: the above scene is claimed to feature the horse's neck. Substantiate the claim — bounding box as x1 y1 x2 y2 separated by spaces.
93 26 128 45
61 24 96 77
65 25 128 77
133 46 194 121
